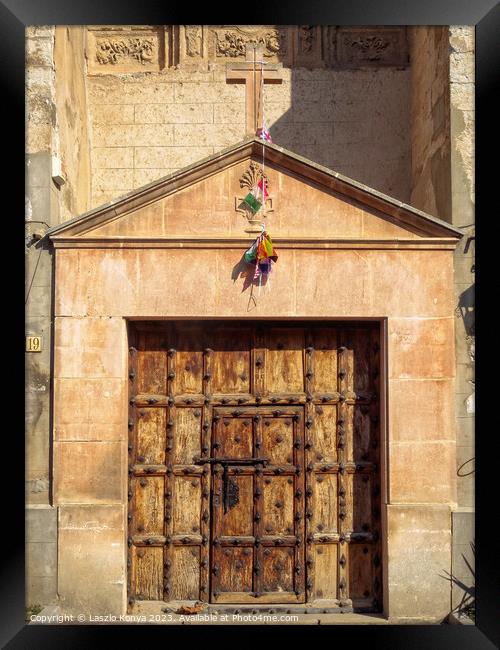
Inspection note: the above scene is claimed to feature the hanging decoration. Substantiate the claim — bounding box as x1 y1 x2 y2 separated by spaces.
242 176 269 214
257 177 268 201
242 186 263 214
256 124 272 143
241 47 278 300
244 229 278 282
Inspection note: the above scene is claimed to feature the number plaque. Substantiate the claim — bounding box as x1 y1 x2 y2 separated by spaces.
26 336 42 352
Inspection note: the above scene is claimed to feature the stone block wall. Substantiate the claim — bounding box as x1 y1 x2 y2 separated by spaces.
87 67 411 208
25 25 59 611
50 239 457 620
84 25 411 208
449 25 475 617
26 25 92 610
408 26 452 223
53 26 92 221
52 313 129 614
408 25 475 617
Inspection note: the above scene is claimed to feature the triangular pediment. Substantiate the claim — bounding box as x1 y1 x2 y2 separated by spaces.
47 138 463 246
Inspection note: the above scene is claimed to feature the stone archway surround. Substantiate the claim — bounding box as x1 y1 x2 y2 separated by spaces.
49 138 461 622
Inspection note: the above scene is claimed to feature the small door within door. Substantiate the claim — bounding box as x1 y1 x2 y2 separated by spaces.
208 406 305 604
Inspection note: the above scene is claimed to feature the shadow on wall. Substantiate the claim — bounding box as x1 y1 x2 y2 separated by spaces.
266 66 411 203
458 284 475 339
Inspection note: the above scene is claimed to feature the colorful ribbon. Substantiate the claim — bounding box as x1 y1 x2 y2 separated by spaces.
244 230 278 283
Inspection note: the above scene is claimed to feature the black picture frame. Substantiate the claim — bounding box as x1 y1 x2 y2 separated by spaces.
6 0 499 647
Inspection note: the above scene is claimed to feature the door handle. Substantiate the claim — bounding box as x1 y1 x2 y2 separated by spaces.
193 458 269 514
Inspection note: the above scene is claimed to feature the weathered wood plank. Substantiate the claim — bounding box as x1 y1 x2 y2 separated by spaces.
134 476 164 536
262 547 294 593
136 408 166 465
218 547 253 594
262 476 294 536
173 476 201 535
311 472 338 534
211 327 251 394
217 415 253 458
351 404 371 462
219 474 254 537
349 543 373 601
313 544 338 600
134 546 163 600
261 415 294 465
172 328 204 395
266 328 304 393
173 407 201 465
312 403 337 463
311 327 338 393
171 546 200 600
353 473 372 533
137 333 167 394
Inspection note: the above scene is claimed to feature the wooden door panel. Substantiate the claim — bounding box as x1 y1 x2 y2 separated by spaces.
211 328 252 394
127 321 381 612
133 546 163 600
311 473 338 534
218 474 254 537
172 476 202 535
313 544 338 600
171 547 200 600
262 477 295 536
136 332 167 394
218 547 254 593
261 417 294 464
341 328 372 396
352 474 373 533
133 476 164 535
265 328 305 393
136 409 166 465
172 328 205 395
349 544 373 603
351 405 372 461
311 328 338 393
173 407 202 464
262 548 294 593
311 404 337 463
217 416 253 457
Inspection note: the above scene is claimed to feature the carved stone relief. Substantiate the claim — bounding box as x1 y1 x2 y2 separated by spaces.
298 26 314 53
86 27 164 74
85 26 409 73
350 35 390 61
185 26 202 57
239 161 269 191
95 37 156 65
235 161 274 235
209 26 291 64
294 25 324 66
215 28 283 58
176 26 209 66
336 27 409 67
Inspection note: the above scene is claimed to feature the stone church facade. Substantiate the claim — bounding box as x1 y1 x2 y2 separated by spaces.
25 25 475 623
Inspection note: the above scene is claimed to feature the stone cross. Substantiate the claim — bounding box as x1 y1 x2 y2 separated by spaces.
226 44 282 137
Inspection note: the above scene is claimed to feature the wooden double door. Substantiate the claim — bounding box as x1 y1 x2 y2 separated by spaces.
127 321 382 610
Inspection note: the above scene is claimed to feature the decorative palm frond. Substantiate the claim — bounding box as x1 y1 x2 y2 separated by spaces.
440 540 475 621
